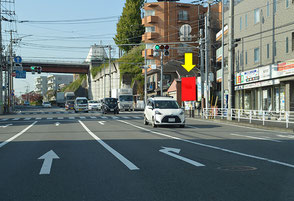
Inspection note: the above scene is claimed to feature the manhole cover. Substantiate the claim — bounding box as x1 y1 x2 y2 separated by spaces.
217 166 257 171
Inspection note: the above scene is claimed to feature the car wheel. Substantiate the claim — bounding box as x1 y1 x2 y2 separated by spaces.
144 115 148 125
180 124 185 128
152 117 157 128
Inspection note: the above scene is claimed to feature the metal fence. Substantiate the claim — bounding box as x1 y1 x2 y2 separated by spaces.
202 108 292 128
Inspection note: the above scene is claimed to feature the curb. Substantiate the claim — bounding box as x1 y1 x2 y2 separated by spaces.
188 116 294 134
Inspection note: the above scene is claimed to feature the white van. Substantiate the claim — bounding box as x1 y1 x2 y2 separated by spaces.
74 97 89 113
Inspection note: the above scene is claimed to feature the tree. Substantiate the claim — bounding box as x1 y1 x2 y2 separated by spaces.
114 0 145 53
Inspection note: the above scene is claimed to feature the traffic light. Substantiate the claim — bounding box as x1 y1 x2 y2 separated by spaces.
164 45 169 56
37 66 42 74
153 45 160 57
31 66 35 74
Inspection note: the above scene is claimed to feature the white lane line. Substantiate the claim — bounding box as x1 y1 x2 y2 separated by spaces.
24 118 31 120
0 124 13 128
47 117 53 120
69 117 75 120
79 120 139 170
12 118 20 121
101 116 108 119
0 121 37 148
230 133 281 143
90 116 97 119
277 134 294 139
57 117 64 120
118 120 294 169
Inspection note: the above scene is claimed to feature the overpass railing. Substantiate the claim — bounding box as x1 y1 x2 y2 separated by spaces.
202 108 292 129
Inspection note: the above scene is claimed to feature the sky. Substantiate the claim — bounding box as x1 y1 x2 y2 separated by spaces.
5 0 196 96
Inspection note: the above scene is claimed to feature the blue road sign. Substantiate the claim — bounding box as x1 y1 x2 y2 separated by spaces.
14 56 22 64
15 70 26 79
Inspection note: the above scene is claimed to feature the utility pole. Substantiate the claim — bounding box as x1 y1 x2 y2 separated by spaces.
108 46 112 98
204 14 210 109
8 30 13 113
103 61 106 99
144 49 147 105
0 0 3 114
200 28 204 110
221 0 224 111
160 51 163 96
227 0 235 120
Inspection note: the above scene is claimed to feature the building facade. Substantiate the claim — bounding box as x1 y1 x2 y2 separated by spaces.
142 0 207 96
35 76 48 97
217 0 294 111
47 75 73 92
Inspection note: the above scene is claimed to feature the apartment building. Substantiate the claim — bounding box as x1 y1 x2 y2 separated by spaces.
142 0 207 96
47 75 73 92
217 0 294 111
35 76 48 97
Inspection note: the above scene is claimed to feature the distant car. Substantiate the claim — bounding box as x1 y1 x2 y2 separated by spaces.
144 96 185 128
65 100 74 110
74 97 89 113
88 100 100 111
24 101 30 106
101 98 119 114
42 102 52 108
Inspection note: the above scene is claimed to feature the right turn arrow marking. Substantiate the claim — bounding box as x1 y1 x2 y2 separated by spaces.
159 147 205 167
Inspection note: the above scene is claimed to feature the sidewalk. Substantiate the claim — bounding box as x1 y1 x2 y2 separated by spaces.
188 115 294 134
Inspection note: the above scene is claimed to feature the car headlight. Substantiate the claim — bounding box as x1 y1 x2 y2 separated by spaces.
155 110 162 115
179 110 184 115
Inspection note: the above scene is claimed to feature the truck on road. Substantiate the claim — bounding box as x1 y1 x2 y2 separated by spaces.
56 92 65 107
112 88 133 111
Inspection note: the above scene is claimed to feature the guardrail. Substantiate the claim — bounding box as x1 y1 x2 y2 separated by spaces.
202 108 292 128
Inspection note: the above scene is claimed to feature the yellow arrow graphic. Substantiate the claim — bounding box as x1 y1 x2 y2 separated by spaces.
182 53 196 72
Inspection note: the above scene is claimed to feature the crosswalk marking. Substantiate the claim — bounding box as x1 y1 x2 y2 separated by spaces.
122 116 130 119
36 117 42 120
80 116 86 119
57 117 64 120
69 117 75 120
112 116 119 119
12 118 20 121
47 117 53 120
1 118 8 121
24 118 31 120
90 116 97 119
133 116 141 119
1 116 142 121
101 116 108 119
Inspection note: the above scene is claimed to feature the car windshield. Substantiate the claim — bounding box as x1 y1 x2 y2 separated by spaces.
67 101 74 104
89 101 98 103
105 98 117 104
119 95 133 102
77 99 88 104
43 102 50 104
154 100 179 109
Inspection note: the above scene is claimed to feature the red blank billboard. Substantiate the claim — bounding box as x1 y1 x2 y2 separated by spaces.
181 77 196 101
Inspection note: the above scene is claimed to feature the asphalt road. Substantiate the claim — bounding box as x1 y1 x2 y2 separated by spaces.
0 106 294 201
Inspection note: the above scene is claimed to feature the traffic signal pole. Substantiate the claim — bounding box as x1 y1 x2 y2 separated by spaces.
0 0 3 114
160 51 163 96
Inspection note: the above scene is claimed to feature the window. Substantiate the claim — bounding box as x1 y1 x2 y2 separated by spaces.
254 48 260 63
273 0 277 14
286 37 289 53
245 14 248 28
254 8 260 24
146 59 156 65
267 44 270 58
145 26 155 33
274 41 277 56
267 1 270 17
245 51 248 65
179 10 189 21
145 10 155 17
240 16 242 31
240 51 244 67
286 0 289 8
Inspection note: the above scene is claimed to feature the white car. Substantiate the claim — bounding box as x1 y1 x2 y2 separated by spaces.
74 97 89 113
88 100 100 111
42 102 51 108
144 96 185 128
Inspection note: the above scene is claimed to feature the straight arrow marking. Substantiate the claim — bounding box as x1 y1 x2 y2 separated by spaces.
38 150 60 175
159 147 205 167
55 122 60 126
98 121 105 125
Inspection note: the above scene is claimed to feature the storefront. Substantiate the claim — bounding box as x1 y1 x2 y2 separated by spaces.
235 59 294 111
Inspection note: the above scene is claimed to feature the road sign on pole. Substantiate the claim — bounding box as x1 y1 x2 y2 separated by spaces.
14 56 22 64
15 70 26 79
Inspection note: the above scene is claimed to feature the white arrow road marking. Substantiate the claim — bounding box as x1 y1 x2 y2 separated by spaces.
38 150 60 175
79 120 139 170
230 133 281 143
159 147 205 167
0 124 13 128
118 120 294 169
0 121 37 148
98 121 106 125
55 122 60 126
